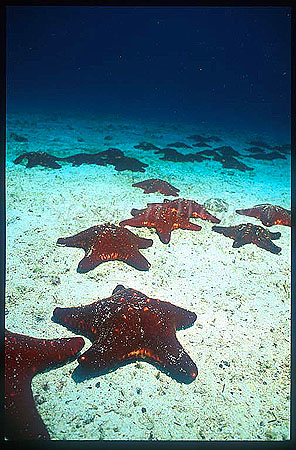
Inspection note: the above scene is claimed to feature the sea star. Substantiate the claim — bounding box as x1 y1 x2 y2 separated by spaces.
13 151 62 169
10 133 28 142
132 178 180 196
155 148 209 163
120 204 202 243
166 142 193 148
246 151 286 160
53 284 198 383
60 152 107 166
57 224 153 272
192 141 212 148
187 134 222 143
212 223 281 254
244 146 268 153
134 142 161 151
130 198 221 224
5 329 84 440
247 140 272 149
271 144 291 154
236 204 291 227
196 149 217 156
214 146 241 157
213 153 253 172
61 148 148 172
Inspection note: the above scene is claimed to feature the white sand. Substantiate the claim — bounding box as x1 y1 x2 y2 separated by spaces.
6 112 290 440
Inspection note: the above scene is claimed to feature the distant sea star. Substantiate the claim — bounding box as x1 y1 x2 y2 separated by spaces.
132 178 180 196
155 148 209 163
53 284 198 383
134 142 161 151
13 151 62 169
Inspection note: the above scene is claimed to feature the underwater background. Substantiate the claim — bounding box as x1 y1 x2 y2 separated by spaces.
5 6 291 440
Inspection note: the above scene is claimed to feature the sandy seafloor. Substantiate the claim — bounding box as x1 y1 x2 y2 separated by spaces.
5 112 291 441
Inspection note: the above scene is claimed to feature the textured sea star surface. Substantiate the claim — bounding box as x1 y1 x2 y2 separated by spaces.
53 285 198 383
212 223 282 254
236 204 291 227
132 178 180 196
5 329 84 440
57 224 153 272
120 204 202 243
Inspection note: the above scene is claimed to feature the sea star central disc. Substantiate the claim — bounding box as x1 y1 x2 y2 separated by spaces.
57 224 153 272
53 285 198 383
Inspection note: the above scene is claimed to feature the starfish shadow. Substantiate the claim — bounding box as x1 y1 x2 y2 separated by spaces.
71 354 197 385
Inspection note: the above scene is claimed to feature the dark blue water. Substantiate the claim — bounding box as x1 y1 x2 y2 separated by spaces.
7 6 291 141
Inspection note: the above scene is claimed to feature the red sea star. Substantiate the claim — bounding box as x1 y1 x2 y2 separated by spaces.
132 178 180 196
57 224 153 273
236 204 291 227
120 204 202 244
131 198 221 224
5 329 84 440
53 285 198 383
212 223 281 254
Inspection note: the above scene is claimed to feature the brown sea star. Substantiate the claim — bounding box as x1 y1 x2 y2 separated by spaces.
57 224 153 272
236 204 291 227
130 198 221 224
120 204 202 243
132 178 180 196
53 284 198 383
212 223 281 254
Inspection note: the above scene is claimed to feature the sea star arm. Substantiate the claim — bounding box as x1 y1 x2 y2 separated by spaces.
266 230 281 240
212 225 238 240
179 221 202 231
131 208 144 216
125 250 151 271
156 229 172 244
57 227 97 249
148 334 198 383
236 206 265 221
53 304 100 341
77 330 197 383
128 231 153 249
77 253 102 273
120 214 156 228
166 304 197 330
250 231 281 254
5 379 51 440
5 331 84 440
192 207 221 223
